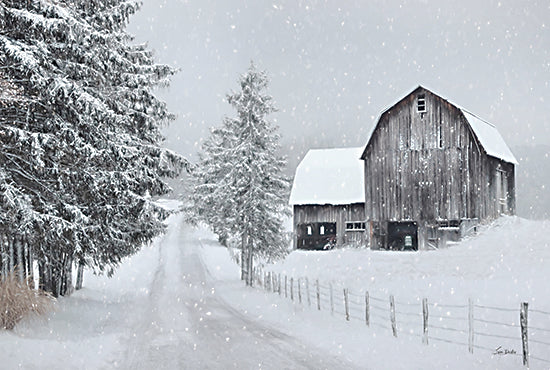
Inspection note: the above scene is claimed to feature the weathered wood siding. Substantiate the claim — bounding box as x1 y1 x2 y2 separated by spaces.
293 203 365 248
363 87 515 248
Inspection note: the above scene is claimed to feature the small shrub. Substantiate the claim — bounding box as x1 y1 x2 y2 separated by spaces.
0 273 54 330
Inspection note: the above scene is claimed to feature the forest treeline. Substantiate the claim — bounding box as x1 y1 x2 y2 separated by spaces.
0 0 186 296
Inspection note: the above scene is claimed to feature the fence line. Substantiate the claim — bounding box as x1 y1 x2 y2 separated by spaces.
429 303 469 309
474 304 517 312
252 267 550 368
474 318 518 328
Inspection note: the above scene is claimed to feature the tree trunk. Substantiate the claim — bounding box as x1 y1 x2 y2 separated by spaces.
38 259 53 294
8 235 14 272
247 240 254 287
26 240 34 288
64 255 73 295
0 234 5 278
16 236 24 282
75 260 84 290
240 232 247 282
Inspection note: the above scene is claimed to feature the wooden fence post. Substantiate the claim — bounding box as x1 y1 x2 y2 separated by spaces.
290 277 294 301
316 279 321 310
422 298 429 345
330 283 334 315
298 278 302 304
344 288 350 321
285 275 288 298
520 302 529 368
278 273 282 296
365 291 370 326
390 295 397 337
306 277 311 307
468 298 474 354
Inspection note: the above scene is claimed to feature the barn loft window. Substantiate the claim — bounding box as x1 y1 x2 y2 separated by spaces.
417 94 426 113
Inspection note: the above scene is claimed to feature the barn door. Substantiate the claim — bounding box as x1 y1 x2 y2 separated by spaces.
496 169 508 214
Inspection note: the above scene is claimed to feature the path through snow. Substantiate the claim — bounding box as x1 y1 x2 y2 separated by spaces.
119 213 359 369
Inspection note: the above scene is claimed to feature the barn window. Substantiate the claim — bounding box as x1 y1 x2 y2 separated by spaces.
417 94 426 113
307 225 313 235
437 220 460 229
346 222 365 231
320 225 325 235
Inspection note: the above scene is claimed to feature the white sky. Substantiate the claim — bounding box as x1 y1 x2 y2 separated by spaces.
127 0 550 162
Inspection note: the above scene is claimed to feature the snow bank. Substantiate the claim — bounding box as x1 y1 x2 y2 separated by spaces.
0 234 161 369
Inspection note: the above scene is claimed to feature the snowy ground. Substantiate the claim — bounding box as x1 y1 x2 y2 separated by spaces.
1 213 549 369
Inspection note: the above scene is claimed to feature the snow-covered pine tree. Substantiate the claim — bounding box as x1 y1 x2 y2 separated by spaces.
0 0 186 295
190 63 290 285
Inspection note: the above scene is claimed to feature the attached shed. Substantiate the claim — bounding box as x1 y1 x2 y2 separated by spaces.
361 86 517 250
289 147 366 250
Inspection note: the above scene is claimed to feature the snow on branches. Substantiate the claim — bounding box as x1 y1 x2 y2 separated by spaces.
189 62 290 286
0 0 187 296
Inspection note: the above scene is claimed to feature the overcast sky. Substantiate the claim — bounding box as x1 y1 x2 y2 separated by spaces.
128 0 549 163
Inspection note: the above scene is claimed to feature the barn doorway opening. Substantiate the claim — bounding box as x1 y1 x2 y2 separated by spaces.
387 221 418 251
297 222 337 250
496 169 509 214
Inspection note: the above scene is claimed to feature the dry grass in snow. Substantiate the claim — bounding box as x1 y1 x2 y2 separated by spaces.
0 273 54 330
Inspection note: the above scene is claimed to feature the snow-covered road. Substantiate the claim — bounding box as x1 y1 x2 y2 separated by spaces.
120 214 359 369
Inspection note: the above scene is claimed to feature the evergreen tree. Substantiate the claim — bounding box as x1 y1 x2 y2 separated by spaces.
190 63 290 285
0 0 186 295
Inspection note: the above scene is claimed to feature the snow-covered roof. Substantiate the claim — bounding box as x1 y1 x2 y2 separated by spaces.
459 108 518 165
361 86 517 165
289 147 365 205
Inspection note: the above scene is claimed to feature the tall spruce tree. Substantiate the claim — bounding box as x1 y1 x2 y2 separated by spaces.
0 0 186 295
191 63 290 285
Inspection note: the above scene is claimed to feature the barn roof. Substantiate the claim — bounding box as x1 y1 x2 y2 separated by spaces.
361 86 517 165
289 147 365 205
459 108 518 164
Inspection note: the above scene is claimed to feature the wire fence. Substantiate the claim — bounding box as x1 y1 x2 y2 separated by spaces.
253 268 550 368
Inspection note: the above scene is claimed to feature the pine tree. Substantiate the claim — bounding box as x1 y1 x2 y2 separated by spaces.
190 63 290 285
0 0 186 295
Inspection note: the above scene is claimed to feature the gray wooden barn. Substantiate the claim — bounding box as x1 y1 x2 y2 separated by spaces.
289 147 366 249
361 86 517 250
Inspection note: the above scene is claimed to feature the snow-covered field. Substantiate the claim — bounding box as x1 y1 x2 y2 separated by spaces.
1 213 549 369
204 216 550 369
